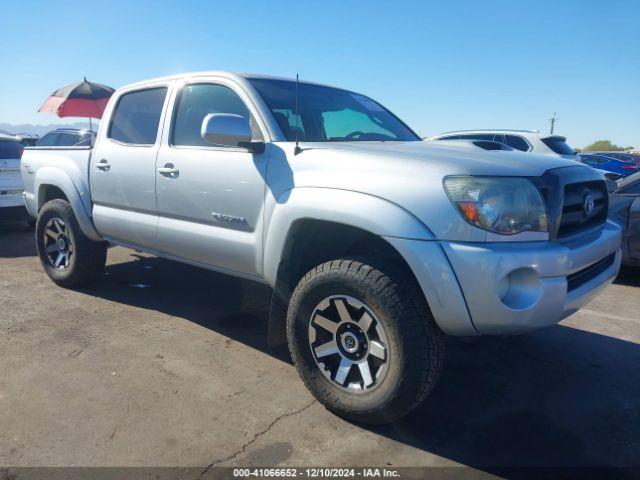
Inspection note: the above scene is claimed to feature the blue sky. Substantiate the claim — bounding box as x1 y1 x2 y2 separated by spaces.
1 0 638 148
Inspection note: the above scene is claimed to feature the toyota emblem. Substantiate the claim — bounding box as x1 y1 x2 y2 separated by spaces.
583 192 595 216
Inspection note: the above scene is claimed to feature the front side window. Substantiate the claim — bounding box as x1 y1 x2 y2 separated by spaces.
109 87 167 145
249 78 419 142
505 135 531 152
172 83 259 147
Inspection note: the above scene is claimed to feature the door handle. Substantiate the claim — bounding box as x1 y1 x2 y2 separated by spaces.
96 159 111 171
158 163 179 177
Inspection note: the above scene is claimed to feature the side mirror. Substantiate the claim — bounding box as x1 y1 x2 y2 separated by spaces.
201 113 264 153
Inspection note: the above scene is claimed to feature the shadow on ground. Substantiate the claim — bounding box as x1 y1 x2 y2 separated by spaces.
82 251 283 361
3 229 639 473
371 329 640 474
0 220 36 258
615 265 640 287
88 250 640 473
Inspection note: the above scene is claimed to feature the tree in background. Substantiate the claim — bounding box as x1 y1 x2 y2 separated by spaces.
583 140 634 152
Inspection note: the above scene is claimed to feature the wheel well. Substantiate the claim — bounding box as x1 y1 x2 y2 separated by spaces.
267 219 420 346
38 185 68 210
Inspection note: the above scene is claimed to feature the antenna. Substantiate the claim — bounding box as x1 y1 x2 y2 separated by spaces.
549 112 557 135
294 74 301 155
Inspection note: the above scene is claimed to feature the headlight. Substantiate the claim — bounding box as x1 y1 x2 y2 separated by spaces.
443 176 548 235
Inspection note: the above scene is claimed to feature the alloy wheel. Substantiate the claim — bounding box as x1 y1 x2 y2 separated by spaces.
308 295 389 392
43 217 74 270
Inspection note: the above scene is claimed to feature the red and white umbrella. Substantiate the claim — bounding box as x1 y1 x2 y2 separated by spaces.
38 78 114 128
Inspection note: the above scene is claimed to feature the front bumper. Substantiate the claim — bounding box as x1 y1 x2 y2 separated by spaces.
387 221 621 336
441 221 621 334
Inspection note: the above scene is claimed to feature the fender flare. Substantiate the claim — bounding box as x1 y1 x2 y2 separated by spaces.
34 167 102 241
262 187 434 287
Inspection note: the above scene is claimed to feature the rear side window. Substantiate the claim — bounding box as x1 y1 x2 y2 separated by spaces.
0 139 23 159
109 87 167 145
36 132 59 146
505 135 530 152
619 182 640 194
581 155 607 165
56 133 82 146
541 136 574 155
172 83 256 147
436 135 460 141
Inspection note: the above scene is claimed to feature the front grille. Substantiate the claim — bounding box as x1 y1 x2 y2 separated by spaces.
567 253 615 292
557 181 608 238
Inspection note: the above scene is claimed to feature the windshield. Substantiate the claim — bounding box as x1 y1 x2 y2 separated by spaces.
249 78 420 142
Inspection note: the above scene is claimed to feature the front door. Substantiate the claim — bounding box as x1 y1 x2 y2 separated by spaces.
155 81 268 278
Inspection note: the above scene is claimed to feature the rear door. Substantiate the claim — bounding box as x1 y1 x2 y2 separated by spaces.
90 84 171 248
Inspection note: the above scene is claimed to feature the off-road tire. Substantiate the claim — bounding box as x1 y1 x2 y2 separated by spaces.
36 199 107 288
287 257 445 424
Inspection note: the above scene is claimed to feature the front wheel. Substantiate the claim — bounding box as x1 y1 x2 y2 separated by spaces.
36 199 107 288
287 258 445 424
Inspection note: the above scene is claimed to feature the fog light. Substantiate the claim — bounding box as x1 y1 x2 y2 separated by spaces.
497 268 543 310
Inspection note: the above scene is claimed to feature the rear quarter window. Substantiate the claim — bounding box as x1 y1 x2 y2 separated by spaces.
541 137 575 155
108 87 168 145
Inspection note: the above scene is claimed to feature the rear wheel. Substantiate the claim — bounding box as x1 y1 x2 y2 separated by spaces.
287 257 445 424
36 199 107 288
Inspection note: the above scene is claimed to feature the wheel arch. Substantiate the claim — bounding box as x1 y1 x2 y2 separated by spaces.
263 188 435 346
35 168 102 241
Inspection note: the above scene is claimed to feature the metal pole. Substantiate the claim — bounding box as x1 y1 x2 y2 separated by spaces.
89 117 93 131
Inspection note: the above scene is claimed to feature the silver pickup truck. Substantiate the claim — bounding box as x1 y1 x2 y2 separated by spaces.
21 72 621 424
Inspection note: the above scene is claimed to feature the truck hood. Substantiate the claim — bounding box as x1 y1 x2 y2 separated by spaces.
299 140 582 177
273 139 594 241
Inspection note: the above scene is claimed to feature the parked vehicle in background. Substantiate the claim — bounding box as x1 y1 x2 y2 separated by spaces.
588 151 640 166
14 133 40 146
36 128 95 147
579 153 639 176
608 171 640 266
430 129 579 160
21 72 621 424
0 133 28 220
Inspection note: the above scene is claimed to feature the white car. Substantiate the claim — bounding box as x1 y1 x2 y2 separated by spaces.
0 133 28 220
430 129 579 161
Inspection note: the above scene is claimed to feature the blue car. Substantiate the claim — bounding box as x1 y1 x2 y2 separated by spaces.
579 153 639 176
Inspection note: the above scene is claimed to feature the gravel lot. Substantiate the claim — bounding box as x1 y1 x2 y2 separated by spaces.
1 220 639 476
